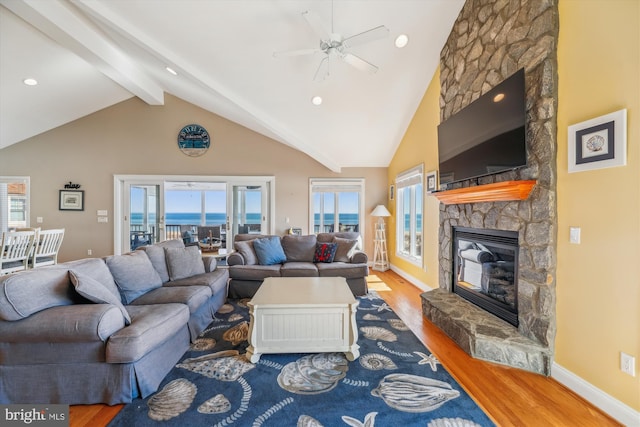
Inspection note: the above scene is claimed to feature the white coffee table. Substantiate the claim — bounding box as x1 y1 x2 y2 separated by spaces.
246 277 360 363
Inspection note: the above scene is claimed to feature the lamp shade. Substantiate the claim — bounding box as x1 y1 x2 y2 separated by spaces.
370 205 391 217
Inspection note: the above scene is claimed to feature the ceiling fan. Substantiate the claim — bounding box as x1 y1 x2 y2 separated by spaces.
274 6 389 81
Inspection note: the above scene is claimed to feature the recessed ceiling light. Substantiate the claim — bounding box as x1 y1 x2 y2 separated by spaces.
395 34 409 48
493 93 505 102
23 78 38 86
311 96 323 106
165 66 178 76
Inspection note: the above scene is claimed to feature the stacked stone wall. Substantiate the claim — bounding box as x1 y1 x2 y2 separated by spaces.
438 0 558 349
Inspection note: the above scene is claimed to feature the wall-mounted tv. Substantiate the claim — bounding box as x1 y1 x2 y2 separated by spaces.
437 68 527 187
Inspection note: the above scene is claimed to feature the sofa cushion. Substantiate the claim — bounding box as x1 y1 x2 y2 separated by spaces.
253 236 287 265
69 270 132 325
0 268 76 321
106 251 163 304
130 285 211 314
313 242 338 263
333 237 359 262
282 234 317 262
280 262 319 277
316 262 369 279
229 264 282 281
164 245 205 281
64 258 121 301
106 303 190 363
137 239 185 283
165 269 230 296
234 240 258 265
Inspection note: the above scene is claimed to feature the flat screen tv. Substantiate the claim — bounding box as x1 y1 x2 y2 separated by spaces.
437 68 527 187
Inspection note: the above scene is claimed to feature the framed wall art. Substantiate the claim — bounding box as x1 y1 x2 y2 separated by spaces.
426 170 438 193
568 109 627 173
59 190 84 211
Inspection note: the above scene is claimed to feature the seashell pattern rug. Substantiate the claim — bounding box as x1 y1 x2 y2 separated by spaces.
108 291 494 426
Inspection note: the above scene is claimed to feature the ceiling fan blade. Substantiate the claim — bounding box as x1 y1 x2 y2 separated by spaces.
340 52 379 74
313 56 329 81
302 10 331 41
273 48 321 58
342 25 390 49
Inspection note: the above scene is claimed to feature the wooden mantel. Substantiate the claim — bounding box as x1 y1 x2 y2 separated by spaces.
432 180 536 205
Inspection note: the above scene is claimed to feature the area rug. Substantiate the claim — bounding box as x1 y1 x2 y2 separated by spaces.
108 292 495 427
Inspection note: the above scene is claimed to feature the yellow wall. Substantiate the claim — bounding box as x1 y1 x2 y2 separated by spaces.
388 0 639 412
557 0 639 411
387 70 441 289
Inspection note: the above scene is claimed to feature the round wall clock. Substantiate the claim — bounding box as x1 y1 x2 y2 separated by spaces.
177 124 210 157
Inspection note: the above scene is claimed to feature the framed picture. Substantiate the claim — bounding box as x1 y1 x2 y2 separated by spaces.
59 190 84 211
426 170 438 193
568 109 627 173
389 184 395 200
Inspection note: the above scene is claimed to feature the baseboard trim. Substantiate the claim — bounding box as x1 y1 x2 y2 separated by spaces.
388 264 434 292
552 362 640 426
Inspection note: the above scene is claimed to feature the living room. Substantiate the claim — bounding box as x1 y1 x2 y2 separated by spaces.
0 0 638 425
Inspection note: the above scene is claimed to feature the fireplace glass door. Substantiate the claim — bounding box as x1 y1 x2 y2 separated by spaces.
453 227 519 326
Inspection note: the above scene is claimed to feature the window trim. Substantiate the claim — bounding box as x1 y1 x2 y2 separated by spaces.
309 178 365 241
394 165 423 266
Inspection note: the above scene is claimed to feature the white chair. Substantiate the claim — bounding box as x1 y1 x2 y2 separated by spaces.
31 228 65 268
0 230 36 275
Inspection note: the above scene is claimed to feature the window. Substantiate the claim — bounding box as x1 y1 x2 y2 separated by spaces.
309 179 365 236
0 177 30 233
395 165 423 264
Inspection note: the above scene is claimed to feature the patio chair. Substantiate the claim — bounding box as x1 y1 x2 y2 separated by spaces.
31 228 65 268
0 230 37 275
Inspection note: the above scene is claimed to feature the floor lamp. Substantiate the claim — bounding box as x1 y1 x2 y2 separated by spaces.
371 204 391 271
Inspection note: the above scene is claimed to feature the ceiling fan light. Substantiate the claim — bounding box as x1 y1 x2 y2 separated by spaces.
311 96 323 106
395 34 409 48
23 78 38 86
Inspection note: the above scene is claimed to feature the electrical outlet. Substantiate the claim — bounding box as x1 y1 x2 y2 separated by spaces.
569 227 581 244
621 352 636 376
87 249 92 256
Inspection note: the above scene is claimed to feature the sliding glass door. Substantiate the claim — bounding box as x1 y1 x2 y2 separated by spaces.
115 175 273 254
124 180 164 252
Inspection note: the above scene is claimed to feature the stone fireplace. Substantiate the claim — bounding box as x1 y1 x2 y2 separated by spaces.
421 0 558 375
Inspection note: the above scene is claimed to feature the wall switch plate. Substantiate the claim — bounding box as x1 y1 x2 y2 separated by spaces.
98 216 108 223
36 217 43 223
97 210 108 216
621 352 636 376
569 227 581 244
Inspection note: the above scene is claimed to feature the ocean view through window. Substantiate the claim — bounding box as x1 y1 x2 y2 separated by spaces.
395 165 423 265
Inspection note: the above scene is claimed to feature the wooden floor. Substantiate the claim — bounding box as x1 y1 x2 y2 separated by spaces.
69 270 621 427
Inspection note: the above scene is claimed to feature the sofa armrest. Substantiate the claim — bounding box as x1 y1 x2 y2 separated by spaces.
351 250 368 264
0 304 125 342
202 256 218 272
227 252 245 266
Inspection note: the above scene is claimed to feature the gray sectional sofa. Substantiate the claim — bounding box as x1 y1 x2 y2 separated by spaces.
228 232 369 298
0 239 228 405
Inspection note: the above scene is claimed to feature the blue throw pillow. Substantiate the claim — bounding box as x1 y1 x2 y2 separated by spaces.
253 236 287 265
313 242 337 263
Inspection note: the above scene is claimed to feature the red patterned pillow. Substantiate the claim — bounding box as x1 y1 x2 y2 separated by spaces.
313 242 338 263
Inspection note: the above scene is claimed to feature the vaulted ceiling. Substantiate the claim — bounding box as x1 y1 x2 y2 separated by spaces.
0 0 464 172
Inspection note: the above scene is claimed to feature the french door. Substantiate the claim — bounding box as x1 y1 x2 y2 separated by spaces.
114 175 273 254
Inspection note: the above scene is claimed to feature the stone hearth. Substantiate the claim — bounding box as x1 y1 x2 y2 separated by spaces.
422 289 551 374
422 0 558 375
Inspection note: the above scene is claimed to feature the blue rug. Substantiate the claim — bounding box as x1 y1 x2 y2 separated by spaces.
109 292 495 426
